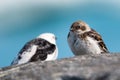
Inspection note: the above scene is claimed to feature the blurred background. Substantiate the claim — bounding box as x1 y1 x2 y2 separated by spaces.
0 0 120 67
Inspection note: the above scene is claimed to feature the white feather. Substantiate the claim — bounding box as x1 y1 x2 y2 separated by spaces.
68 32 102 55
17 45 37 64
11 33 58 65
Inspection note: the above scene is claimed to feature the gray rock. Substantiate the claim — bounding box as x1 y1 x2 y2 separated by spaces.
0 53 120 80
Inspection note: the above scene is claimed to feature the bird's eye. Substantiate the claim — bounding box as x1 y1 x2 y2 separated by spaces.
76 26 80 29
80 26 86 31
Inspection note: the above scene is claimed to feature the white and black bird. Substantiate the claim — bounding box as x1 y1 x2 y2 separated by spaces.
11 33 58 65
67 21 109 55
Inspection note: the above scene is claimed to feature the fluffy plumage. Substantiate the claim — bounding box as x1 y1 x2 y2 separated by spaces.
67 21 109 55
11 33 58 65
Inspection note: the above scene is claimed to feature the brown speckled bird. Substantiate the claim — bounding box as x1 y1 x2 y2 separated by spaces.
67 20 109 55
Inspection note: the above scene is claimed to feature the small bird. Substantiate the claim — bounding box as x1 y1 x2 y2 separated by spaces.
67 20 109 55
11 33 58 65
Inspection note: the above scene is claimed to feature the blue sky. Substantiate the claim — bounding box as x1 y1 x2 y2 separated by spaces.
0 0 120 67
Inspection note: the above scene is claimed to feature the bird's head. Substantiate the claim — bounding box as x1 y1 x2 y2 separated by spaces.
37 33 57 44
70 21 91 34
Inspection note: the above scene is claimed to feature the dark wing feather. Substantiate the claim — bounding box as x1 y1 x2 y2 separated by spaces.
19 42 33 55
11 38 56 65
86 29 109 53
29 38 56 62
11 40 35 65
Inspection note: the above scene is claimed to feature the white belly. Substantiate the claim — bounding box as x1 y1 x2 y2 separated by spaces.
68 35 102 55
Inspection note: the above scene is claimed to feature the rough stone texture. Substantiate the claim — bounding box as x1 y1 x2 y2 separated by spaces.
0 53 120 80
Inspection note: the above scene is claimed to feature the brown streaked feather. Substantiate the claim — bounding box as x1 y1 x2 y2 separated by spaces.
79 29 109 53
86 29 102 41
87 29 108 52
98 42 109 53
79 33 87 40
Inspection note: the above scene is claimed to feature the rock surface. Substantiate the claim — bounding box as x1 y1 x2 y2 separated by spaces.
0 53 120 80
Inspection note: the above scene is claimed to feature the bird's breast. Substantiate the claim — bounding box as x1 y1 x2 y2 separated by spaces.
69 36 103 55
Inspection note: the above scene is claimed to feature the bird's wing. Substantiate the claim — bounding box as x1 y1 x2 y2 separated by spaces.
86 29 109 53
11 38 56 65
29 38 56 62
11 40 36 65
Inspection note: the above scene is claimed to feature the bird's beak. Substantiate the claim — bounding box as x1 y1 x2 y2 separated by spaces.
55 37 57 40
